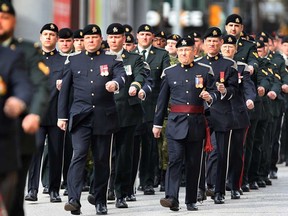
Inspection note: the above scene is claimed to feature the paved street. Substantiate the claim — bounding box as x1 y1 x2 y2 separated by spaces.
24 163 288 216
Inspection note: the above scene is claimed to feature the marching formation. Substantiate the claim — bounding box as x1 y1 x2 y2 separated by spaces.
0 1 288 216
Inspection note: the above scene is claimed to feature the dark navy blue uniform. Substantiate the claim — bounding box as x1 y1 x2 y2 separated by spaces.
154 62 215 205
229 62 256 191
197 53 238 198
0 46 33 210
27 50 65 197
58 49 126 206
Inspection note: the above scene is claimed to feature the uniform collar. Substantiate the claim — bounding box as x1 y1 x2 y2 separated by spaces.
206 53 221 61
85 49 101 57
1 37 13 47
42 49 58 56
180 62 194 68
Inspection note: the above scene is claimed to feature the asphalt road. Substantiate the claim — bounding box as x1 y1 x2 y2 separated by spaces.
24 163 288 216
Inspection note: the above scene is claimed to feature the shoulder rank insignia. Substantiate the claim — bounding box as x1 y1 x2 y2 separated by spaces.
38 62 50 75
252 52 259 58
0 76 7 96
261 69 268 76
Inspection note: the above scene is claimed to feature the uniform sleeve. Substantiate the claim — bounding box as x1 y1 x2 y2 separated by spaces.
242 67 256 102
161 50 171 70
153 74 170 126
10 51 33 107
247 44 259 71
130 55 145 91
57 63 72 119
26 49 50 117
112 59 126 90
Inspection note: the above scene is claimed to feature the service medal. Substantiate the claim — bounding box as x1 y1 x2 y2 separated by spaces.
195 75 203 88
220 71 225 82
100 65 109 76
0 76 7 96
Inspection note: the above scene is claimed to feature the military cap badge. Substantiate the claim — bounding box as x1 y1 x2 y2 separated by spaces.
144 25 150 31
161 31 164 36
92 27 97 33
127 35 131 42
1 3 8 12
113 27 118 33
228 37 233 42
50 24 55 29
181 40 187 46
212 30 217 36
235 18 240 23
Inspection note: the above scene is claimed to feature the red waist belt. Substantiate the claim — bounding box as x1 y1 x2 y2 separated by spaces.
170 105 204 114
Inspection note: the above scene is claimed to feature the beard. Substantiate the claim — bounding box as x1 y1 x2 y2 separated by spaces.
0 31 12 42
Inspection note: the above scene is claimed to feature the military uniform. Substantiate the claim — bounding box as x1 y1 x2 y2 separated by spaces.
59 24 126 215
7 37 50 215
133 25 170 194
0 46 33 211
155 37 215 210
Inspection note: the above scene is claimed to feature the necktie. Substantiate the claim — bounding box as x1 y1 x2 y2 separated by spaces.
142 50 147 61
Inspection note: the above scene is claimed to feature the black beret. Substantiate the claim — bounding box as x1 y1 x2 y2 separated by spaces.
58 28 73 39
203 27 222 39
40 23 59 34
222 35 237 45
225 14 243 25
125 33 135 43
255 40 265 49
106 23 125 35
187 31 201 39
0 1 15 15
83 24 102 36
123 24 133 33
167 34 181 41
281 36 288 44
101 40 109 49
256 35 269 43
154 31 167 39
73 29 83 38
176 37 195 48
137 24 153 33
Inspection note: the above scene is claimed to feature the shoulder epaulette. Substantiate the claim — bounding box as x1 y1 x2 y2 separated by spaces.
161 64 177 78
197 62 214 76
194 56 203 62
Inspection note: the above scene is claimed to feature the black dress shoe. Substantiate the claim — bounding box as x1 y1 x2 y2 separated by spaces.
87 194 96 205
96 203 107 215
197 188 207 202
107 189 115 200
63 188 68 196
159 184 165 192
160 197 179 211
50 191 62 202
42 186 49 194
231 190 240 199
126 194 136 202
143 185 155 195
115 198 128 208
137 185 143 191
249 181 259 190
241 184 250 192
25 189 38 201
214 193 225 204
187 203 198 211
264 178 272 186
269 171 278 179
257 180 266 188
64 199 81 215
239 188 243 195
206 185 215 197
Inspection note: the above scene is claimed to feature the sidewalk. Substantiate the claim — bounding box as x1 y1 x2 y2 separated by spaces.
24 163 288 216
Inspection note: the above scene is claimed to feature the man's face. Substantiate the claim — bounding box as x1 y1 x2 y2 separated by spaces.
221 44 237 59
0 12 15 41
123 42 135 52
137 31 154 49
58 38 74 53
73 38 84 52
281 43 288 56
152 37 166 48
257 47 268 58
204 37 222 56
165 39 177 55
107 34 125 52
225 23 243 37
194 37 203 53
40 30 58 51
177 46 195 65
84 34 102 52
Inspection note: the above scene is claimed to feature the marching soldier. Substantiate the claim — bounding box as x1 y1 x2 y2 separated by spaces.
58 24 126 215
153 37 215 211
